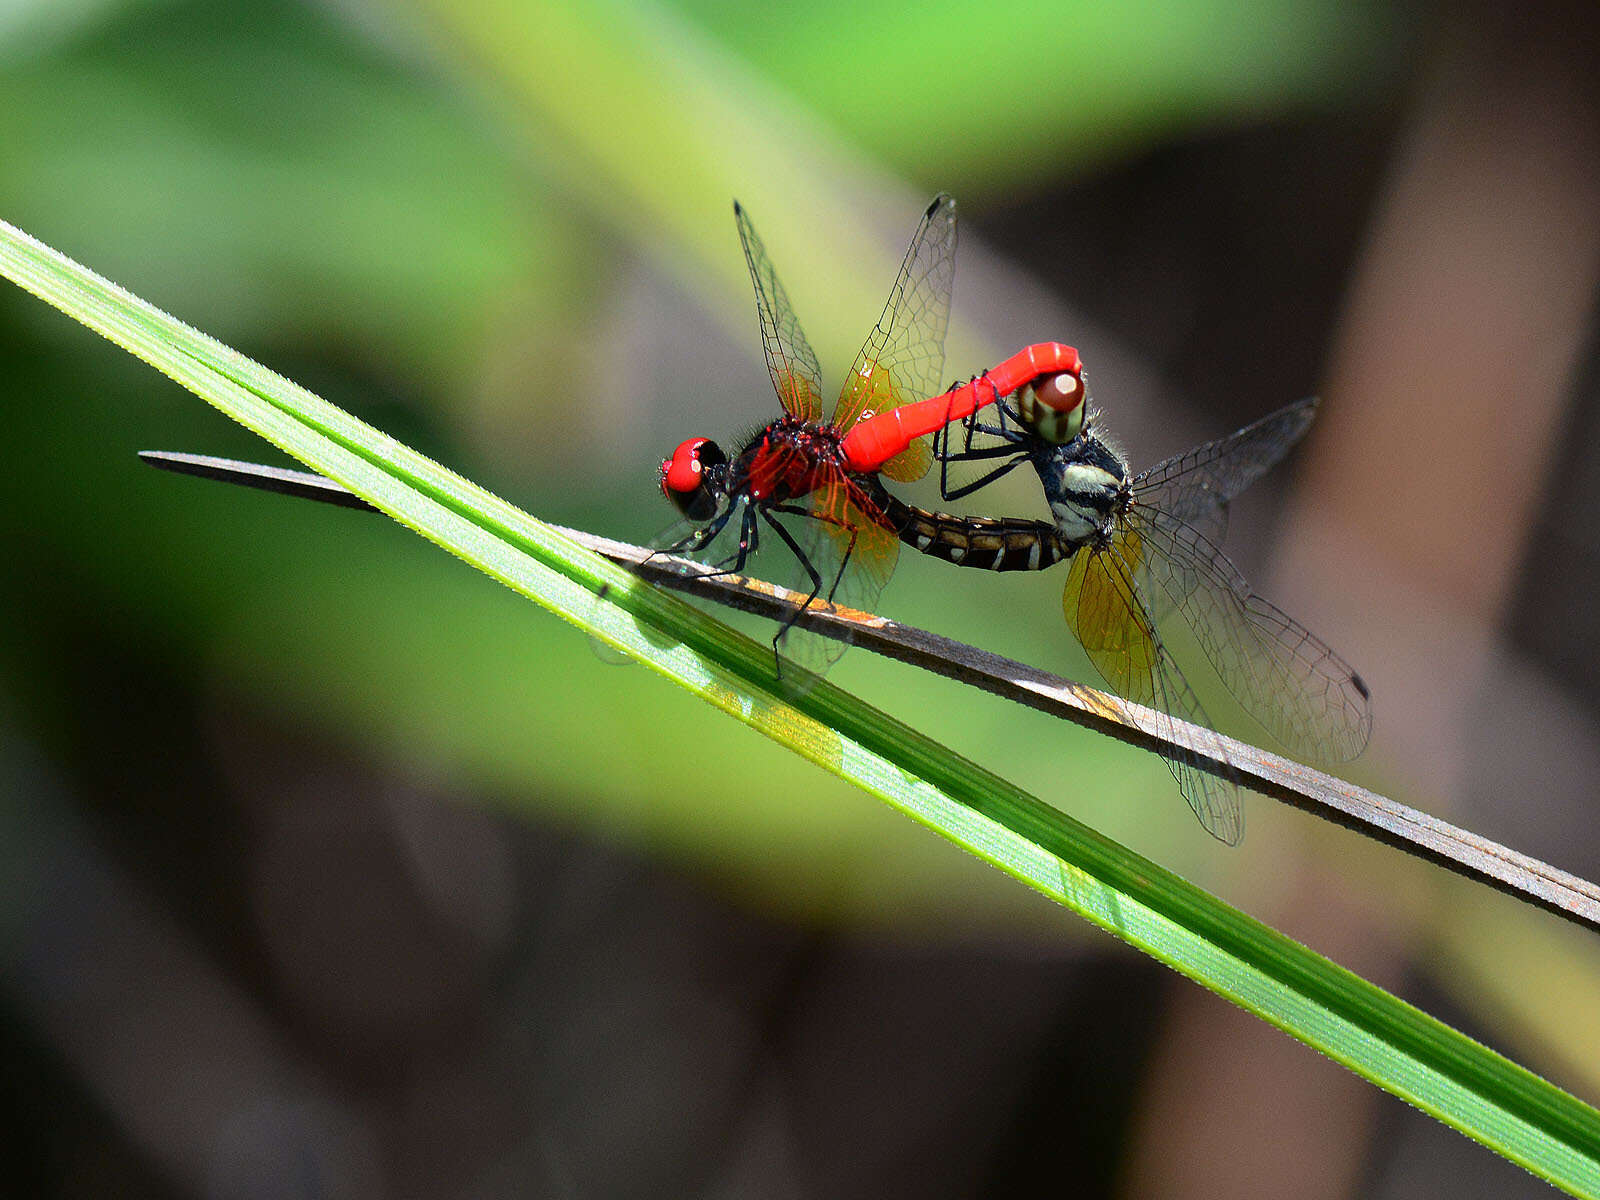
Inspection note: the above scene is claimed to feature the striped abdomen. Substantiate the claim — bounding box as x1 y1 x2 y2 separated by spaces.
864 481 1072 573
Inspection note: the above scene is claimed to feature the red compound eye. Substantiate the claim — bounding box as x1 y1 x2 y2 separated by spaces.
661 438 711 496
659 437 727 517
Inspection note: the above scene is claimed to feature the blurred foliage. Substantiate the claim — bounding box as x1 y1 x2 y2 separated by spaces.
0 0 587 393
0 0 1407 922
678 0 1399 185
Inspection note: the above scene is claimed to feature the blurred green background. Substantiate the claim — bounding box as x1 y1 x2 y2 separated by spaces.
4 0 1600 1196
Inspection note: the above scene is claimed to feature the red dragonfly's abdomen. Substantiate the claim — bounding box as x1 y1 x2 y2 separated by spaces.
840 342 1082 474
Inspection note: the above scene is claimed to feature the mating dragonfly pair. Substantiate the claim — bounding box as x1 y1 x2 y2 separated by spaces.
657 195 1371 844
144 195 1370 845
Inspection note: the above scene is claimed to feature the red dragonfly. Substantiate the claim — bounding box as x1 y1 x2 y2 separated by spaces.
657 195 1079 687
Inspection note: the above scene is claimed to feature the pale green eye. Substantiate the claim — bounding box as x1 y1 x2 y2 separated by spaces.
1017 369 1087 444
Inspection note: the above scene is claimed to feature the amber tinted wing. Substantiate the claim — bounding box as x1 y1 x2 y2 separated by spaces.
877 420 935 484
832 195 959 481
734 201 825 421
762 466 900 683
1133 398 1318 547
1128 505 1372 763
1062 536 1244 845
804 468 899 614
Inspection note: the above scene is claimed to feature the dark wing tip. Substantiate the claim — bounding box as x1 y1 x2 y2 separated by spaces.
1292 396 1320 434
926 193 956 217
1351 671 1372 701
732 199 744 216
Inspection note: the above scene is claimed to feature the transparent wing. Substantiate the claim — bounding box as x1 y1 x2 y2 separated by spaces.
802 469 900 614
768 467 901 684
1127 505 1372 764
1133 398 1318 546
734 201 825 421
878 423 935 483
1062 539 1244 845
832 195 959 480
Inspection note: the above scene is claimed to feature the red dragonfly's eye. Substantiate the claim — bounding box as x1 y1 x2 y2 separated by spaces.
660 437 727 518
1018 367 1088 445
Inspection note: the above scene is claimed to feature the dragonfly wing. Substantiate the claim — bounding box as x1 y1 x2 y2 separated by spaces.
734 201 825 421
879 427 934 483
805 469 900 614
763 467 900 683
1133 398 1319 543
1063 541 1245 845
833 195 959 481
1130 506 1372 763
647 492 749 572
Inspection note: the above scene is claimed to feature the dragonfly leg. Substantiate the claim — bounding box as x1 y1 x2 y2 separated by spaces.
764 501 864 607
643 504 739 576
931 377 976 469
664 504 758 584
995 396 1027 434
942 439 1024 461
728 503 762 569
757 507 826 683
936 411 1026 502
933 420 954 494
937 452 1029 502
935 381 1030 499
957 418 1021 446
704 503 761 575
663 509 731 556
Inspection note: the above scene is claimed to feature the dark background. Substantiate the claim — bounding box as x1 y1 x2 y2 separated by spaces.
2 0 1599 1195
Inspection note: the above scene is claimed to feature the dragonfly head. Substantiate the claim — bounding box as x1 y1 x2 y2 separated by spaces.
1016 364 1089 445
660 436 729 520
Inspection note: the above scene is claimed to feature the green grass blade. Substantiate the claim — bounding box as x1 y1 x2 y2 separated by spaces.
3 217 1598 1196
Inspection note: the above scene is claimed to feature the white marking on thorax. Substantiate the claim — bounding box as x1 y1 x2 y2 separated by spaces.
1048 462 1118 543
1058 462 1118 496
1049 502 1100 542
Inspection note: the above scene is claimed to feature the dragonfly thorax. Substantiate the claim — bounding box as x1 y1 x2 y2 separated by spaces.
1033 432 1129 548
737 416 844 502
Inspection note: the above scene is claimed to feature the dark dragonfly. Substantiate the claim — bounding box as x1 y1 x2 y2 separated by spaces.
893 371 1372 844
